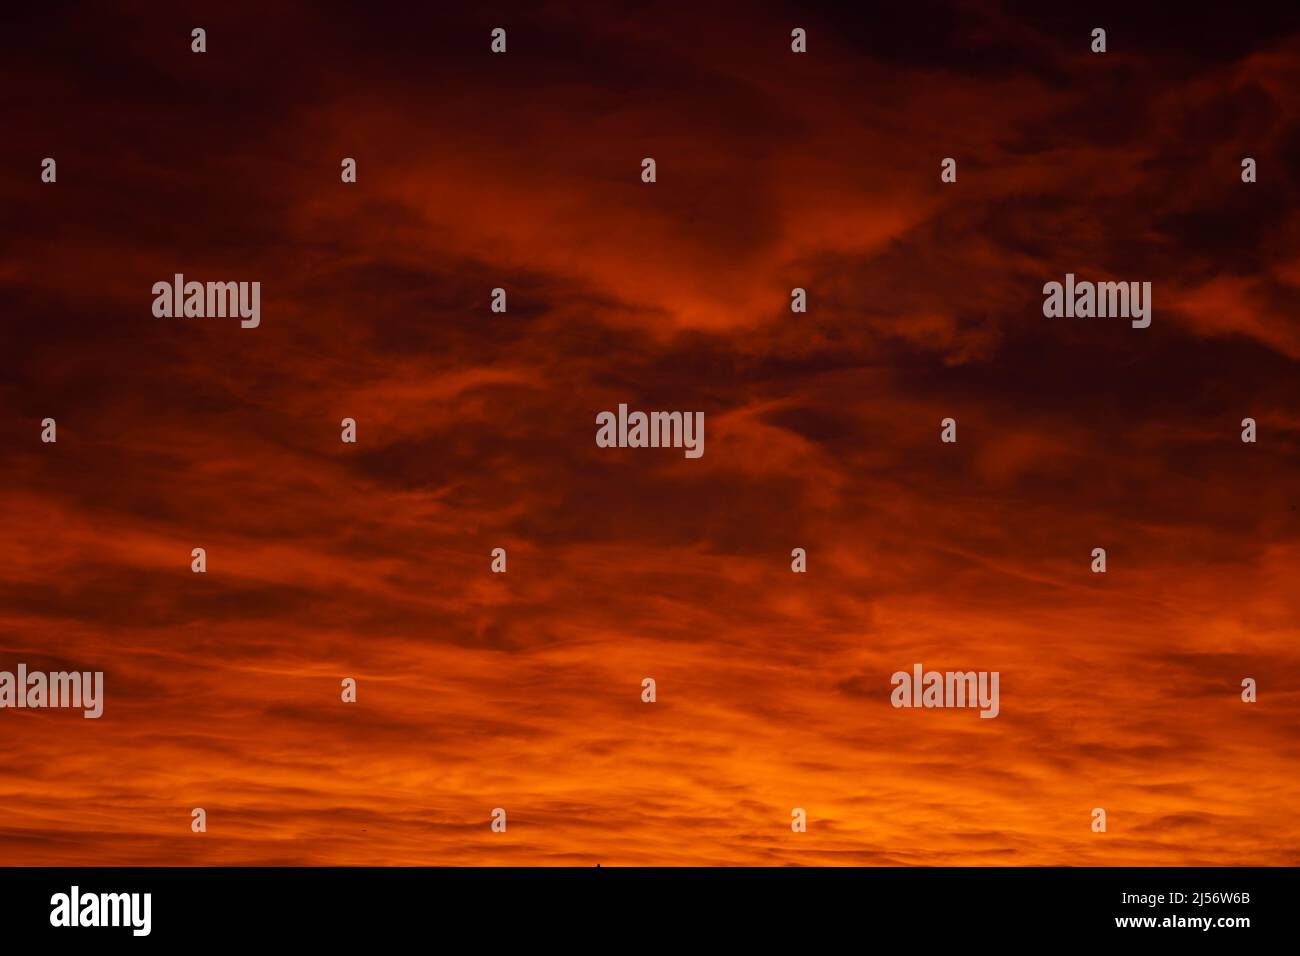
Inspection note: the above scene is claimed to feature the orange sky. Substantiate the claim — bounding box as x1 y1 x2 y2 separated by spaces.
1 2 1299 866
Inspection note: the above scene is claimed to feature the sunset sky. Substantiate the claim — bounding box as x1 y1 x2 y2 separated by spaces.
1 1 1299 866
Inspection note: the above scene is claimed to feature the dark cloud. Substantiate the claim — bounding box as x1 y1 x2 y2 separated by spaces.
0 0 1297 866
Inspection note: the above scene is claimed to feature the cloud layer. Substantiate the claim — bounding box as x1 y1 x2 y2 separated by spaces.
1 2 1298 865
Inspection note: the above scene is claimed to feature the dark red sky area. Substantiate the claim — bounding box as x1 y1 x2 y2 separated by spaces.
1 1 1299 865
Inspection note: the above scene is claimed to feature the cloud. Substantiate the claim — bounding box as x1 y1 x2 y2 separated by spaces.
0 1 1297 865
